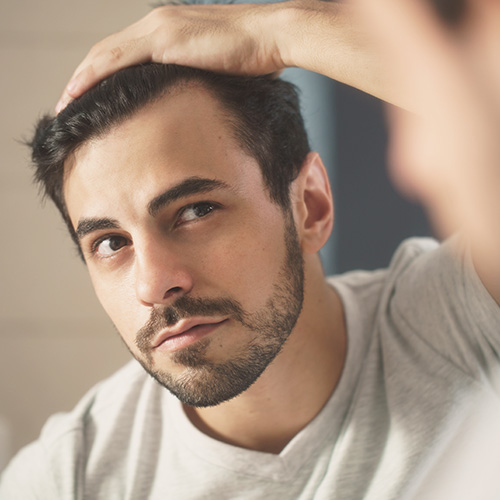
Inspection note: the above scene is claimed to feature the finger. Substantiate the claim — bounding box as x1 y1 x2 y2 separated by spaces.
66 19 146 85
56 36 152 113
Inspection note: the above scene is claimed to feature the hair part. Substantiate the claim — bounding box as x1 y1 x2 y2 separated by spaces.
28 64 310 257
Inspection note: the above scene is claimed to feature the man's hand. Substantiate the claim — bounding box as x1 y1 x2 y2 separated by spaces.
56 1 291 112
56 1 398 113
56 2 287 112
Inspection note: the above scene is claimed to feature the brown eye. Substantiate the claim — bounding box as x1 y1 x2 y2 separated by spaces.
94 235 128 257
177 202 218 225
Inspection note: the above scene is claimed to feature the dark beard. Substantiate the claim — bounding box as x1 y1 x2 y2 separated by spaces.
130 210 304 407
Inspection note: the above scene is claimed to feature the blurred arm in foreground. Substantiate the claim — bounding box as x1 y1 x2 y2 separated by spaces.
354 0 500 305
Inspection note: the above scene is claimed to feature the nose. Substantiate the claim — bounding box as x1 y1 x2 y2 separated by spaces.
134 238 194 307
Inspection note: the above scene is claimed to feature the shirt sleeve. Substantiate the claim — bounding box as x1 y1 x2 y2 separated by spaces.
0 440 59 499
387 237 500 389
0 409 88 500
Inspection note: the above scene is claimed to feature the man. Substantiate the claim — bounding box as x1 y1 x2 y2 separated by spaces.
3 62 349 498
2 1 500 499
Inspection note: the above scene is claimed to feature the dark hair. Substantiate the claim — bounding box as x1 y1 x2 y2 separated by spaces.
29 63 310 255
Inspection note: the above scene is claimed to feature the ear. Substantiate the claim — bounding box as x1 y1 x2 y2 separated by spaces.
290 152 334 254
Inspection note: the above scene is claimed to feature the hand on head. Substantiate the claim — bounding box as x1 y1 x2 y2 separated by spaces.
55 1 384 112
56 1 287 112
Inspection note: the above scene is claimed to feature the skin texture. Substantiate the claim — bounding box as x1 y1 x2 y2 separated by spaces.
63 85 346 453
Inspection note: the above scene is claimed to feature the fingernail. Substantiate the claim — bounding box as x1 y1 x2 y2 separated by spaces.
55 97 67 114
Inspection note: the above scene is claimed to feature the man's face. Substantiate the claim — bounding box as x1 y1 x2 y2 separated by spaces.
64 86 304 407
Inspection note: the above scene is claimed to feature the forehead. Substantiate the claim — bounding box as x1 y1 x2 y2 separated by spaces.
63 86 263 224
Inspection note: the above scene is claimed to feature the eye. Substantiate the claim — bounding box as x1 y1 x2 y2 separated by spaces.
92 235 128 257
177 202 219 225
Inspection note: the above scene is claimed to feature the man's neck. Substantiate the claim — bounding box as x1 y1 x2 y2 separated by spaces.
184 261 346 454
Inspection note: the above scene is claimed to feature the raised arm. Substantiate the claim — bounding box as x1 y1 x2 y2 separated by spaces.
355 0 500 305
56 1 400 112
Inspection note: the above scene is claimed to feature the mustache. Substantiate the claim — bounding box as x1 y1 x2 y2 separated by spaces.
135 295 244 355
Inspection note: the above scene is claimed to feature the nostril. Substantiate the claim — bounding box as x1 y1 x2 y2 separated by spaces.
164 286 182 299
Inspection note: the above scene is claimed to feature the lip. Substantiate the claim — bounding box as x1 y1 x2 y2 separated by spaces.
152 317 228 352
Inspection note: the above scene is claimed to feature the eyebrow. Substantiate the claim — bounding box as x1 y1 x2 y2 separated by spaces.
75 176 230 241
147 176 229 217
76 217 120 241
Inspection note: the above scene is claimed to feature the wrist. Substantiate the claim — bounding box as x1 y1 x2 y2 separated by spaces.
275 0 344 70
267 1 301 69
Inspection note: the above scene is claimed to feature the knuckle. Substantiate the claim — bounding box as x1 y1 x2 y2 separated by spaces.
108 46 124 62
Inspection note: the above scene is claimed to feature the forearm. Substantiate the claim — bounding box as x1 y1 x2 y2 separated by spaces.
274 1 409 109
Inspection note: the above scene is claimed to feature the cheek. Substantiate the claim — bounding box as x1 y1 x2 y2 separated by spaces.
192 216 286 304
89 268 145 347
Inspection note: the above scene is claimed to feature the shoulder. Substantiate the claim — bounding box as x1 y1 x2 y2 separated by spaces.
386 236 496 329
326 237 437 325
330 236 500 380
40 360 153 443
386 236 500 380
0 361 160 498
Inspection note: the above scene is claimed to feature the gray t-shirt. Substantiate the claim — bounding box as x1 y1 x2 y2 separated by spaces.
1 238 500 499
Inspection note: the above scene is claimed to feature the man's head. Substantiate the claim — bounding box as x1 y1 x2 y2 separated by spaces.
31 63 310 256
27 63 336 407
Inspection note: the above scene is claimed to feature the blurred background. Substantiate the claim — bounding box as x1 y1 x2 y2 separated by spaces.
0 0 431 471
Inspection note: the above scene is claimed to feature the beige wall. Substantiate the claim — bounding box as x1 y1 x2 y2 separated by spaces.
0 1 150 469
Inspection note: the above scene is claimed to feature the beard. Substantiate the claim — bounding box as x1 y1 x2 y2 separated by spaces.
131 211 304 407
